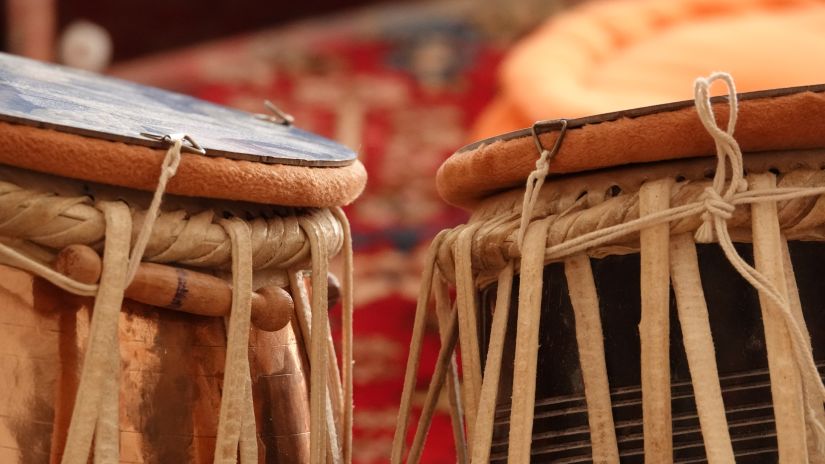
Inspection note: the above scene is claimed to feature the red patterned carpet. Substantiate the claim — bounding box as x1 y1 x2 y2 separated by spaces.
112 2 562 461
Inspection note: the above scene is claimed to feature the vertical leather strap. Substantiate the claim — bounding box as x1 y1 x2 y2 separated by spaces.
781 237 825 464
565 254 620 463
507 218 550 463
61 201 131 464
751 173 808 463
639 178 674 463
471 263 514 464
670 233 735 464
454 223 484 445
434 272 469 464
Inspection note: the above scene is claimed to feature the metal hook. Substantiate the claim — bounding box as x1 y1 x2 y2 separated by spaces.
140 132 206 155
255 100 294 126
530 118 568 160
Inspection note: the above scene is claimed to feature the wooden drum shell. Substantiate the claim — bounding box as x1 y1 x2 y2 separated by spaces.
480 242 825 463
0 264 310 463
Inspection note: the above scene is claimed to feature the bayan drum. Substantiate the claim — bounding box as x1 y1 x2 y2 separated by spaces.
0 53 364 463
394 74 825 463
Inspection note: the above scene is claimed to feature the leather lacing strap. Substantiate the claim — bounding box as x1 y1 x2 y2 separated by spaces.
390 231 448 464
62 139 185 464
61 201 132 464
331 207 355 464
394 72 825 463
284 208 353 464
214 218 257 464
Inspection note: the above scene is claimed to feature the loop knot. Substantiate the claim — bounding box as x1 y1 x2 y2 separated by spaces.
517 120 568 252
702 187 735 220
695 187 735 243
533 150 550 177
517 149 553 251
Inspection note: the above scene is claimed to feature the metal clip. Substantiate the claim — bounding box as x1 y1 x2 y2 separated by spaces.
255 100 294 126
531 118 568 160
140 132 206 155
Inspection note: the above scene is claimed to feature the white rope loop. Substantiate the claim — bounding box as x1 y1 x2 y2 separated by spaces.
518 120 568 252
517 148 551 251
125 137 183 286
693 73 747 244
694 72 825 452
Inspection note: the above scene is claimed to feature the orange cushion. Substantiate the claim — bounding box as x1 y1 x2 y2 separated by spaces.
441 87 825 209
473 0 825 139
0 122 366 208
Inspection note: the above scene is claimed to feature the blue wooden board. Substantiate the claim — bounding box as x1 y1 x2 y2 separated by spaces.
0 53 356 167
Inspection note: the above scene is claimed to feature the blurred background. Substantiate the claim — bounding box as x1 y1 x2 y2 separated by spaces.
5 0 825 462
3 1 568 461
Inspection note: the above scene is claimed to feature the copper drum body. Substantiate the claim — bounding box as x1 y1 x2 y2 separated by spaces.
0 263 310 463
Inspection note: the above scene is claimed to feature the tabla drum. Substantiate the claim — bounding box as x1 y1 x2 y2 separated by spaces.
0 52 363 464
393 74 825 463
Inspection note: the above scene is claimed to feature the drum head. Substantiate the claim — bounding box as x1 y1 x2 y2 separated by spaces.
0 52 355 167
439 84 825 209
460 85 825 153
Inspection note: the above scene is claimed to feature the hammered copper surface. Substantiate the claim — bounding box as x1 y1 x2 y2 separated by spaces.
0 264 310 463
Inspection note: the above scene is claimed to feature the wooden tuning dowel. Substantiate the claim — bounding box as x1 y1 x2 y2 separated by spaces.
53 244 294 332
327 272 342 309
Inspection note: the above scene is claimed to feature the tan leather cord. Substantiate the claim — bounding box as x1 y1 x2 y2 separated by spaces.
61 201 131 464
288 270 344 464
670 234 735 463
390 230 448 464
467 211 520 464
639 178 674 463
298 213 337 464
565 254 620 463
434 271 469 464
782 237 825 463
750 173 809 462
239 364 258 463
59 140 187 463
470 263 513 464
214 218 257 464
407 307 460 464
507 217 551 463
332 207 354 464
453 223 484 445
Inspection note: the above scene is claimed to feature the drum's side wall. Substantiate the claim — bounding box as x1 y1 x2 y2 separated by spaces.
0 263 311 463
478 242 825 462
